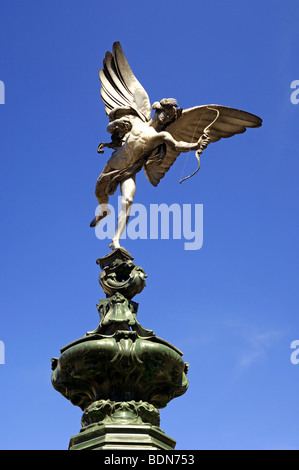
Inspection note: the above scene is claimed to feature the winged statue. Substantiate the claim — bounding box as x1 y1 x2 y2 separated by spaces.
90 42 262 250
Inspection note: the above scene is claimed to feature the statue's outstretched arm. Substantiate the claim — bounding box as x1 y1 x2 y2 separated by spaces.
160 131 210 153
97 141 115 154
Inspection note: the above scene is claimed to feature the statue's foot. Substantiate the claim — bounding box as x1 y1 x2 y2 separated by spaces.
109 240 121 251
90 208 111 227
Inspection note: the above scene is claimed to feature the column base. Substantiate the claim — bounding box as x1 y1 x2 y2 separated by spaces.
69 422 176 450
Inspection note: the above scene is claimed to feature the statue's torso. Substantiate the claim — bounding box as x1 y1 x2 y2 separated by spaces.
107 120 161 170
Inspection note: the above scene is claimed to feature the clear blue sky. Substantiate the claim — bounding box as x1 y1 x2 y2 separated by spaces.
0 0 299 450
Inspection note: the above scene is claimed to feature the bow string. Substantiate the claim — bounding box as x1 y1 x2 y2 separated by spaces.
179 107 220 184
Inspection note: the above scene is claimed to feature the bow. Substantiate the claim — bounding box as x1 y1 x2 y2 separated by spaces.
179 107 220 184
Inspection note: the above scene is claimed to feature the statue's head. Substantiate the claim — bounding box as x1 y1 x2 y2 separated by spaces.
152 98 182 126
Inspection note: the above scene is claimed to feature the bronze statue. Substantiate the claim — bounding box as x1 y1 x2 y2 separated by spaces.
52 43 263 449
90 42 262 250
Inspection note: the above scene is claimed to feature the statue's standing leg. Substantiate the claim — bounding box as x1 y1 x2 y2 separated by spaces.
110 176 136 250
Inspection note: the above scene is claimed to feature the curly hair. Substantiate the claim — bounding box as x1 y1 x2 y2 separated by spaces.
152 98 183 122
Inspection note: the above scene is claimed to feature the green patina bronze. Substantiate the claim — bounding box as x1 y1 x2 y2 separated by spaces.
51 248 188 449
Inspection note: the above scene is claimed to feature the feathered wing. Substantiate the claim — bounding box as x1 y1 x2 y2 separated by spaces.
144 105 262 186
99 42 152 121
